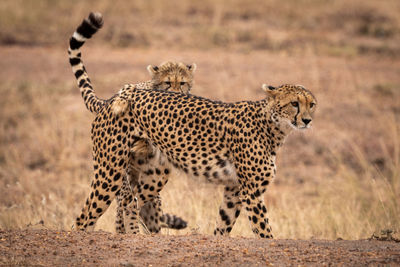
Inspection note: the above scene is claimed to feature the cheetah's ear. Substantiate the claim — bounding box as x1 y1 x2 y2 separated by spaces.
147 65 159 75
187 63 197 73
262 84 278 97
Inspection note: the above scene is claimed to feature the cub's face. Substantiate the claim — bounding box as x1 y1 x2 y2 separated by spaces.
262 84 317 130
148 62 196 94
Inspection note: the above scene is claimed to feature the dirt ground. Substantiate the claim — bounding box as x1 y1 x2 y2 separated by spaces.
0 230 399 266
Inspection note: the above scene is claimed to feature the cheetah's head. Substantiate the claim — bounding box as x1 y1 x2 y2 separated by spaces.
262 84 317 130
147 61 196 94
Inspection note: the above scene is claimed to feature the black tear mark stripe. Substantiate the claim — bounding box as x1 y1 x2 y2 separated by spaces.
293 97 300 124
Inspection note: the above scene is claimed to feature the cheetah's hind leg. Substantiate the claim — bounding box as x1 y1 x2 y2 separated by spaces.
214 185 242 236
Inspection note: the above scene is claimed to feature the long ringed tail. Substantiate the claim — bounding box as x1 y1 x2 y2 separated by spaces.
68 12 106 114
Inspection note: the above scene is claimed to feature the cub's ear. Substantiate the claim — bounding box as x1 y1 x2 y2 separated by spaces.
147 65 159 75
262 84 278 97
187 63 197 73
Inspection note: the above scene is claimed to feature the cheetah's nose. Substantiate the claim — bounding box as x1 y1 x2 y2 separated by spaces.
302 118 312 125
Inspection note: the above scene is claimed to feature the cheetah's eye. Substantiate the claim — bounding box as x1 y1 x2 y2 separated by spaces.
165 81 171 85
180 82 186 86
310 102 315 108
291 101 299 107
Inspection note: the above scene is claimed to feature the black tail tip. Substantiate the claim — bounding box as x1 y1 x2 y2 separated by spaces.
88 12 104 29
175 219 188 230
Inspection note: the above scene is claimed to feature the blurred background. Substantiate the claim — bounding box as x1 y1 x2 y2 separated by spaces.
0 0 399 239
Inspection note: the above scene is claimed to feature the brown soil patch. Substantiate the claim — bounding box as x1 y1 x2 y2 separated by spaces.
1 230 399 266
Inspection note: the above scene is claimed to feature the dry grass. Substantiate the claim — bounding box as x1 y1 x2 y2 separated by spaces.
1 0 400 55
0 1 399 240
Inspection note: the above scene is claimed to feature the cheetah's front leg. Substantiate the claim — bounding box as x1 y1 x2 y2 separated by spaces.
241 190 273 238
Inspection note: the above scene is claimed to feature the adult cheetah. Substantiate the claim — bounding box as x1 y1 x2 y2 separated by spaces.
75 77 317 238
69 12 195 233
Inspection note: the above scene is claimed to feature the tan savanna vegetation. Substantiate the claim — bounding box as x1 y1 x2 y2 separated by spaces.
0 0 399 240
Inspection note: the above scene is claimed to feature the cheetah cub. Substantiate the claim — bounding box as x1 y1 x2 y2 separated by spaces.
112 61 196 115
